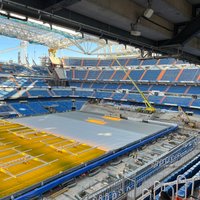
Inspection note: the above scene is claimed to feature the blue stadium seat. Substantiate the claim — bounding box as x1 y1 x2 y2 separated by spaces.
142 59 157 66
95 91 112 99
82 82 92 88
112 70 125 80
98 70 114 80
0 105 13 113
69 82 82 87
53 89 73 97
129 70 144 80
167 86 187 94
75 70 87 80
83 59 98 66
29 89 52 97
126 93 143 102
187 86 200 95
28 102 49 114
161 69 180 81
142 70 161 81
150 85 168 91
163 96 192 106
11 103 35 116
192 99 200 107
148 95 162 104
91 83 106 89
98 59 113 66
127 58 141 66
66 70 73 80
112 92 125 100
178 69 199 82
74 90 93 97
87 70 101 80
159 58 176 65
119 84 134 90
104 84 119 90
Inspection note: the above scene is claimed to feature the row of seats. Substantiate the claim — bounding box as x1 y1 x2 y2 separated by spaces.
163 160 200 197
66 68 200 82
63 58 186 67
125 139 197 200
1 87 199 108
177 171 200 198
0 77 49 87
69 82 200 95
0 104 13 113
151 155 200 200
0 64 50 76
10 100 86 116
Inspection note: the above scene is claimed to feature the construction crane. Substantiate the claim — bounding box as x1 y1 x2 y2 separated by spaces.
115 58 156 113
177 106 197 128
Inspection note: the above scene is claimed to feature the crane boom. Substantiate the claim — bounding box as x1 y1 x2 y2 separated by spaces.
115 58 156 113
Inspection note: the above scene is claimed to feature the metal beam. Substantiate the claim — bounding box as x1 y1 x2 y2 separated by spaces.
164 0 192 19
0 0 200 64
158 14 200 46
43 0 81 12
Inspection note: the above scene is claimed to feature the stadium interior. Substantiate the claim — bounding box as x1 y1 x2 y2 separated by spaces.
0 0 200 200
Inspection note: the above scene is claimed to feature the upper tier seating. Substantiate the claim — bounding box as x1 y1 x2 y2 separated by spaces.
158 58 176 65
150 85 168 91
119 84 134 90
0 89 17 99
178 68 199 81
142 59 157 66
187 86 200 94
128 70 144 80
98 70 114 80
74 90 93 97
66 68 200 82
74 70 87 80
52 89 73 97
104 83 119 90
64 58 192 68
112 70 125 80
141 70 161 81
87 70 100 80
29 89 51 97
95 91 112 99
0 64 50 76
32 66 50 76
167 85 187 94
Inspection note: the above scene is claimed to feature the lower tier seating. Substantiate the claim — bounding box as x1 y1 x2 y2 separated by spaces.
10 99 86 117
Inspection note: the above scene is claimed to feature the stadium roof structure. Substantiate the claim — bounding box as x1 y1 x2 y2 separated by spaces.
0 13 140 57
0 0 200 63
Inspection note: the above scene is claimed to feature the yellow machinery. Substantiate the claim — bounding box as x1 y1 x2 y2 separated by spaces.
177 106 197 128
115 58 156 113
49 48 61 65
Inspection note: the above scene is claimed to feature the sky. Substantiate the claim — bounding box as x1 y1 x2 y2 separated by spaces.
0 35 95 65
